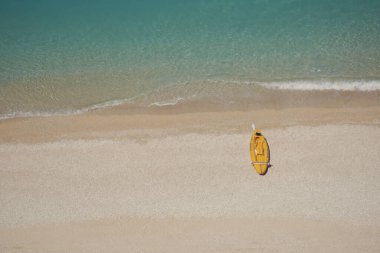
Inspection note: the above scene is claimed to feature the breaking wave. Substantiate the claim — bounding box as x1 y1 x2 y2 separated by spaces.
258 80 380 91
1 79 380 120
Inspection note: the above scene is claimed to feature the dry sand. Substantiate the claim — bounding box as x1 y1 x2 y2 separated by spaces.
1 107 380 252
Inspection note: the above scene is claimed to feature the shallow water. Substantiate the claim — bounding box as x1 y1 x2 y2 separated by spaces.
0 0 379 118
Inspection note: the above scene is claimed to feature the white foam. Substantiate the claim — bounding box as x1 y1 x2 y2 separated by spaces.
258 80 380 91
0 95 140 121
148 97 184 107
0 109 93 121
0 111 65 121
204 78 380 91
1 79 379 121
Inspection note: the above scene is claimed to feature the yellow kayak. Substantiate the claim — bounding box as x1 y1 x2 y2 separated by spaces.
250 124 270 175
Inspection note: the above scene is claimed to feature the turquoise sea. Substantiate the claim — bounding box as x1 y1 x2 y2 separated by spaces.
0 0 379 118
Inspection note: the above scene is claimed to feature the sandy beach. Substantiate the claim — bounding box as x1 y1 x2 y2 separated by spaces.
1 106 380 252
1 0 380 251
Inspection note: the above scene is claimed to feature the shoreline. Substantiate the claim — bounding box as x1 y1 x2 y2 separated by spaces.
1 84 380 122
1 106 379 144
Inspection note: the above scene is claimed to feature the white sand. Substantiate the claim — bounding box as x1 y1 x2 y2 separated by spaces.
1 122 380 252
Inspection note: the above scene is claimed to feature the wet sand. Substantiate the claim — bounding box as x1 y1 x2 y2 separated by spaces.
1 106 380 252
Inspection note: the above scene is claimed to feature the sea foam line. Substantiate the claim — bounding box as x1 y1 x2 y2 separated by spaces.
0 96 140 121
203 78 380 91
1 79 379 121
148 97 184 107
258 80 380 91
